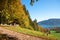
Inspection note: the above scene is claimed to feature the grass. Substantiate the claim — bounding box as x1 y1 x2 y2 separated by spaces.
2 26 57 40
50 31 60 40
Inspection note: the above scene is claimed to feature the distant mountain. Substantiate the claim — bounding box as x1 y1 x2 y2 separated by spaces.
38 19 60 28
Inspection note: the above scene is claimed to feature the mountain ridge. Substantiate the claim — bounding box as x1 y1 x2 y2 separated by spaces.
38 19 60 28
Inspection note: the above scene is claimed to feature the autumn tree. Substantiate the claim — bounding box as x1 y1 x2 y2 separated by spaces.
0 0 45 32
0 0 38 30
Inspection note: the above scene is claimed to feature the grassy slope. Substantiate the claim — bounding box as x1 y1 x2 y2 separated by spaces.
50 31 60 40
2 26 56 40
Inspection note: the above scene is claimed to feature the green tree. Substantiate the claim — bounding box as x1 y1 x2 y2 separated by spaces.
30 0 39 5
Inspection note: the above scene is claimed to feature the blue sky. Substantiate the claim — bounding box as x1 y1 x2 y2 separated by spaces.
21 0 60 22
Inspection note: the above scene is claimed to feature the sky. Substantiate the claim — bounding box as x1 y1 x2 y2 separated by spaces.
21 0 60 22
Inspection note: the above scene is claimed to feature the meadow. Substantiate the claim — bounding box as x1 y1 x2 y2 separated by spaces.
50 31 60 40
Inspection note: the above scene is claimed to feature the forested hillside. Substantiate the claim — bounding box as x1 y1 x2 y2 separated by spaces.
0 0 43 31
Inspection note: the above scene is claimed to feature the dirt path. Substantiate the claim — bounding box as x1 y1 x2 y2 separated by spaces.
0 27 46 40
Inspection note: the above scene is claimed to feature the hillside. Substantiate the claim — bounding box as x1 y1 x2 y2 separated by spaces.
0 0 57 40
38 19 60 28
0 0 38 30
0 26 56 40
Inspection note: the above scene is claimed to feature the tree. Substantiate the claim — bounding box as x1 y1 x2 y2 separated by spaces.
0 0 39 30
30 0 39 5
